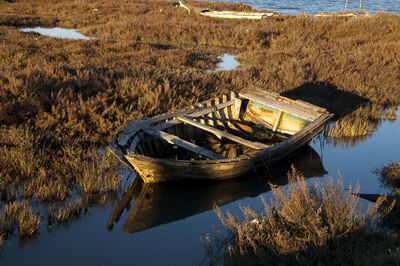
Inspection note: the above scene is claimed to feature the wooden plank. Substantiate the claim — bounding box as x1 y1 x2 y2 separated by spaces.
119 100 233 146
193 103 202 136
231 91 241 120
239 92 317 121
176 123 184 139
273 110 284 132
129 135 141 153
211 99 218 128
144 129 225 160
136 144 144 155
218 96 228 122
244 86 280 100
246 87 327 114
140 142 149 155
142 139 155 157
189 99 234 119
153 138 163 157
206 101 214 127
214 97 225 127
222 95 230 120
177 116 271 150
118 120 149 147
265 113 334 158
150 98 235 137
198 103 206 125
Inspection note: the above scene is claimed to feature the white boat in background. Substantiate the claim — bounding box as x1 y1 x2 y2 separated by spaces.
179 1 277 20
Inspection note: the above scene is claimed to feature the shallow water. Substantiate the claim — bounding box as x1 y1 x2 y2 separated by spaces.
200 0 400 15
1 106 399 265
19 27 94 40
216 53 240 71
206 53 240 72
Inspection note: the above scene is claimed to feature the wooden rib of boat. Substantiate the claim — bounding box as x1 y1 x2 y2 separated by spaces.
179 2 277 20
110 87 333 183
107 146 328 234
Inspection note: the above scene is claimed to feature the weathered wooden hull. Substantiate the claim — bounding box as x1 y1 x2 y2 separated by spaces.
246 100 311 135
110 88 333 183
124 114 328 182
107 146 327 234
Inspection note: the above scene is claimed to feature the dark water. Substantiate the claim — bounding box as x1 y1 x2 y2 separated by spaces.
2 106 399 265
201 0 400 15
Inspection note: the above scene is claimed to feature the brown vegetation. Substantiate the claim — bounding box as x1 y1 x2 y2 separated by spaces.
0 201 40 245
368 161 400 232
47 199 86 228
205 169 399 265
379 160 400 188
0 0 400 254
324 104 397 147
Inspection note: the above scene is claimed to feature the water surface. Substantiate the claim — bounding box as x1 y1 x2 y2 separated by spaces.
200 0 400 15
19 27 94 40
216 53 240 71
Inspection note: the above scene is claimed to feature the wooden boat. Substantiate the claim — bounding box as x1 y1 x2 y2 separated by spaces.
110 87 333 183
179 2 276 20
107 146 328 233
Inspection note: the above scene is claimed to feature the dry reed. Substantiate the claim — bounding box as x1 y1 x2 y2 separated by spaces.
47 199 86 228
205 168 399 265
379 160 400 188
1 202 40 241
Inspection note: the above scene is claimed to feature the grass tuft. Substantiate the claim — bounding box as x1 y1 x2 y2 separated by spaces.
205 168 397 265
379 160 400 188
2 201 40 240
47 199 87 228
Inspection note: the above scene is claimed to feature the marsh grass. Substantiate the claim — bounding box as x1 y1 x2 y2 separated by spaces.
205 168 398 265
1 0 400 253
79 150 122 194
327 104 381 138
379 160 400 188
0 202 40 243
47 199 87 228
323 104 398 147
370 163 400 235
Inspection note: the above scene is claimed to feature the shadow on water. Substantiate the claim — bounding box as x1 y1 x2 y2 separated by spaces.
107 145 327 234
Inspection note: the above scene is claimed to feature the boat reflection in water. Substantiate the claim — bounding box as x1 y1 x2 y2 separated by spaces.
107 145 327 234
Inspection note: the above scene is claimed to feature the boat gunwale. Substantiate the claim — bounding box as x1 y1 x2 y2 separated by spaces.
124 113 333 165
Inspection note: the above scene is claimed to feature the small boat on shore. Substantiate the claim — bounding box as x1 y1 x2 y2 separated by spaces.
179 2 277 20
110 87 333 183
